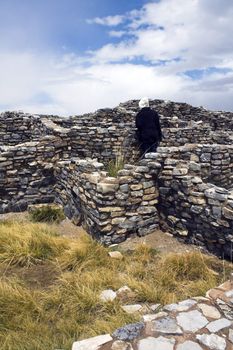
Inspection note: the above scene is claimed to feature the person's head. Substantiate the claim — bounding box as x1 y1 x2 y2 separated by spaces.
139 97 149 109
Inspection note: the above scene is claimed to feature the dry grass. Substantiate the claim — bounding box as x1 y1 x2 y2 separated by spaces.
0 220 232 350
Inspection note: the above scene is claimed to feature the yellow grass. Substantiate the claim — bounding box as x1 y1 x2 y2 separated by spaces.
0 220 231 350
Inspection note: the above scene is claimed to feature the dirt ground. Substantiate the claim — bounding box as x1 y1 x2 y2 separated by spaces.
0 211 201 255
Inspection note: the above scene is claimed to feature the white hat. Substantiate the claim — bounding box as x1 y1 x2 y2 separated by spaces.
139 97 149 109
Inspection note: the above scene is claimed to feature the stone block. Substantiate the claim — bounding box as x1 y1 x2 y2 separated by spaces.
222 207 233 220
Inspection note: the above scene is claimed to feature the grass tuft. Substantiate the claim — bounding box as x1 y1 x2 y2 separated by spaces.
0 219 231 349
29 205 65 223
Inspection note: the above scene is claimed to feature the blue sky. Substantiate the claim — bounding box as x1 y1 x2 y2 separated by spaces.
0 0 148 52
0 0 233 115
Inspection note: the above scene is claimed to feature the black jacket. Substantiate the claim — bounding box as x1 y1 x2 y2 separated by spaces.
136 107 162 143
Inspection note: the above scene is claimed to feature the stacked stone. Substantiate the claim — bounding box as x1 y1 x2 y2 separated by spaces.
69 125 137 164
157 156 233 258
0 112 37 145
162 127 233 147
55 158 161 244
157 144 233 188
1 98 233 255
0 136 68 213
120 98 233 128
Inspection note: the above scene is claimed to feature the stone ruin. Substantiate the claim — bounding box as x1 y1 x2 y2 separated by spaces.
0 99 233 259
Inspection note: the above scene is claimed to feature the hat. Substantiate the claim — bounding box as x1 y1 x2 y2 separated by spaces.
139 97 149 109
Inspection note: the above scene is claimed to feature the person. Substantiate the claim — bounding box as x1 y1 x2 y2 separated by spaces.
135 97 163 156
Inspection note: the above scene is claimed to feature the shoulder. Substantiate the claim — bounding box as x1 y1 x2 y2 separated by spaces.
151 109 159 118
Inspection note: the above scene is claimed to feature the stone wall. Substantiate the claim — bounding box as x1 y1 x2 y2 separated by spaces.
1 99 233 258
0 136 68 213
55 158 161 245
1 101 233 165
158 144 233 188
0 112 40 145
162 127 233 147
157 156 233 259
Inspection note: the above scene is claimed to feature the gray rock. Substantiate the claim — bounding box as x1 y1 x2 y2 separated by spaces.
197 303 221 319
151 316 183 335
112 322 144 341
177 310 208 332
137 336 175 350
177 341 202 350
164 299 197 312
206 318 231 332
229 328 233 343
99 290 117 302
142 312 168 322
196 334 226 350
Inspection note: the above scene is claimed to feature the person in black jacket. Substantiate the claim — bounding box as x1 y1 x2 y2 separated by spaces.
136 97 162 156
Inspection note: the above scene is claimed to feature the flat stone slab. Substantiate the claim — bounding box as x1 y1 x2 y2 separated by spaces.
112 322 144 341
229 329 233 343
177 310 208 332
164 299 197 312
72 334 112 350
138 336 175 350
206 318 231 332
151 316 183 335
197 303 221 319
176 340 203 350
196 334 226 350
142 312 168 322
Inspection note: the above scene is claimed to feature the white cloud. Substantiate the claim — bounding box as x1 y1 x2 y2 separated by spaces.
90 0 233 72
108 30 126 38
87 15 125 26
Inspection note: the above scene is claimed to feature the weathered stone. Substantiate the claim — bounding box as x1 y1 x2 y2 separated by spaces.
206 318 231 332
137 206 157 214
119 184 129 192
72 334 113 350
229 328 233 343
177 341 202 350
97 183 119 193
130 184 142 190
142 312 168 322
121 304 142 314
99 290 117 302
112 217 126 225
197 303 221 319
196 334 226 350
222 207 233 220
173 168 188 176
164 299 197 312
177 310 208 332
151 316 183 335
137 336 175 350
112 322 144 341
108 251 123 260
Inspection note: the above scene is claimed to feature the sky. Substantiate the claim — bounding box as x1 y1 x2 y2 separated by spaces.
0 0 233 116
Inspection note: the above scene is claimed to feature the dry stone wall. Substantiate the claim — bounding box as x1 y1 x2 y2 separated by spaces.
0 99 233 257
158 144 233 188
0 136 68 213
55 158 161 245
156 155 233 259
